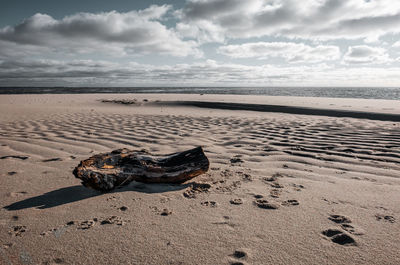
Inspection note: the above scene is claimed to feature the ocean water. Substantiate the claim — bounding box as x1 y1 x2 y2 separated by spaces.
0 87 399 100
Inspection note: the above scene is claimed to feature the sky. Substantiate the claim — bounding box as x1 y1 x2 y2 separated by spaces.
1 0 400 87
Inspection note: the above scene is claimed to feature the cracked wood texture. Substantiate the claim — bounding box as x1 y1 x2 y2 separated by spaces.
73 146 210 192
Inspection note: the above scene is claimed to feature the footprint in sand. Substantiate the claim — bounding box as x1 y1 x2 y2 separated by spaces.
230 199 243 205
9 225 27 237
229 249 249 265
341 224 364 235
262 176 277 182
328 215 358 230
291 183 305 191
160 209 172 216
241 173 252 182
269 182 284 189
77 218 98 230
76 216 128 229
150 206 173 216
201 201 217 207
281 200 299 206
254 199 279 210
375 214 395 223
328 214 352 224
324 214 362 245
106 195 120 201
269 189 281 198
322 229 357 246
215 180 241 193
183 183 211 198
100 216 127 225
42 217 126 237
232 250 247 259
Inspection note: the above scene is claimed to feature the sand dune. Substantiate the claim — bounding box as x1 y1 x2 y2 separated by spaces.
0 94 399 265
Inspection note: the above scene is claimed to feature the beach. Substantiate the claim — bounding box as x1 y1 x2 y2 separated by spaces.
0 94 399 265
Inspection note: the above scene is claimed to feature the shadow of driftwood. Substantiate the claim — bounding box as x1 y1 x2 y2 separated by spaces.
4 182 191 210
4 185 100 210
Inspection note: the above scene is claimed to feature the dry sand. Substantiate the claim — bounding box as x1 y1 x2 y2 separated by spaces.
0 94 399 265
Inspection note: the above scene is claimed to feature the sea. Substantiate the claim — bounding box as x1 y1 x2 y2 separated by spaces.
0 87 400 100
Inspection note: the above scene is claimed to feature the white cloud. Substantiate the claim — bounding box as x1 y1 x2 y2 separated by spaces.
343 45 391 64
1 1 400 87
0 5 201 58
393 41 400 47
218 42 340 63
177 0 400 42
176 20 225 43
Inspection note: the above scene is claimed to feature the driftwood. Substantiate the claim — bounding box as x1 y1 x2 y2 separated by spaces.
73 146 209 192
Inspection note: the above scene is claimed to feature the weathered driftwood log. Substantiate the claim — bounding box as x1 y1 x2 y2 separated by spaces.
73 146 209 192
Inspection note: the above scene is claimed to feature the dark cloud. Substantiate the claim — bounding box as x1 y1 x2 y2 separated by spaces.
253 5 294 29
338 13 400 32
180 0 245 20
343 45 390 64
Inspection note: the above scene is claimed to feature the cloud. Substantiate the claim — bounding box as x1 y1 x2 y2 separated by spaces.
177 0 400 42
343 45 391 64
0 5 201 58
393 41 400 47
1 58 400 87
1 2 399 87
218 42 340 63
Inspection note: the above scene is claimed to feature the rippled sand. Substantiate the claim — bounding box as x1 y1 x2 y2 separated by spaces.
1 94 399 265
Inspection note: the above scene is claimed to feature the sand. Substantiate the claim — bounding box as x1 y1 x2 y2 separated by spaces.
0 94 399 265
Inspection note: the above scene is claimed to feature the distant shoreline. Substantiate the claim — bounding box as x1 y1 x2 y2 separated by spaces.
0 86 400 100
